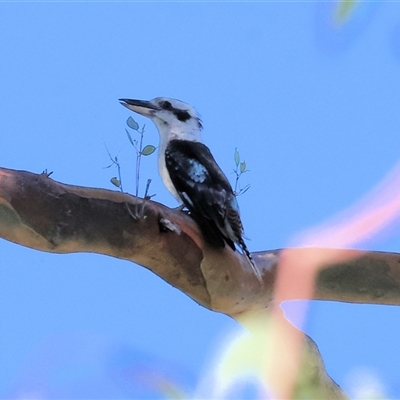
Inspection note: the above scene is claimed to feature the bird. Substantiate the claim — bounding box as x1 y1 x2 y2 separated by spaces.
119 97 262 281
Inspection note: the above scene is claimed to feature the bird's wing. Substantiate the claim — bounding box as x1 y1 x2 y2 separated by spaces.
165 140 243 247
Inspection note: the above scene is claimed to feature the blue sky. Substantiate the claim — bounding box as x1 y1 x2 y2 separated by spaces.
1 2 400 398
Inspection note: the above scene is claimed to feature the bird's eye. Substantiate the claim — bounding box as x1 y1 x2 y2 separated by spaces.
160 101 172 110
175 110 191 122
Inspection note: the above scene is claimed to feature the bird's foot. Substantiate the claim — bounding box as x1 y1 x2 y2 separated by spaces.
159 217 182 234
172 204 189 213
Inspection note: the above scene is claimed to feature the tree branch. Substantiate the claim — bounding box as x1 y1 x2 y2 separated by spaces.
0 167 268 315
4 166 398 398
2 167 399 314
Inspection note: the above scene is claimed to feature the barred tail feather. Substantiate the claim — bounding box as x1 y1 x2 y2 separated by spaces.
238 238 263 282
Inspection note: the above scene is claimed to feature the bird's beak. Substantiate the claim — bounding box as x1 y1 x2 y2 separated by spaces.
119 98 160 117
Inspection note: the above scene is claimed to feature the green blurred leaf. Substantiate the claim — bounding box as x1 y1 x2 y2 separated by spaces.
110 177 121 188
126 116 139 131
335 0 358 24
141 145 156 156
234 148 240 167
240 161 246 173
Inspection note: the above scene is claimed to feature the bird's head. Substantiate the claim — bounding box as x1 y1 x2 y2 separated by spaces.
119 97 203 141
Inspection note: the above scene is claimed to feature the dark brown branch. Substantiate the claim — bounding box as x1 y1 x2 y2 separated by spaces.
3 166 398 399
2 167 400 314
253 248 400 306
0 167 269 316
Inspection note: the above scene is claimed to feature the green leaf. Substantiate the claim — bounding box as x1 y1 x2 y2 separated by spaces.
234 148 240 166
110 177 121 188
125 129 134 146
335 0 358 24
240 161 246 173
127 116 139 131
141 145 156 156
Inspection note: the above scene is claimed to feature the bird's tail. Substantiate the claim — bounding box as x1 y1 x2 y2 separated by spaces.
238 238 263 282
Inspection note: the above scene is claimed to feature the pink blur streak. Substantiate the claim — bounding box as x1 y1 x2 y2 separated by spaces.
268 161 400 398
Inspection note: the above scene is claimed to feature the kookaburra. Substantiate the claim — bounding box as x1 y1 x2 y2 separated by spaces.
119 97 261 281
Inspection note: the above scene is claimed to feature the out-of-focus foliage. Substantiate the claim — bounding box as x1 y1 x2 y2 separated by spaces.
335 0 359 24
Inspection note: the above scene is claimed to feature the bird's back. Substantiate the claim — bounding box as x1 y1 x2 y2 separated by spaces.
165 139 243 250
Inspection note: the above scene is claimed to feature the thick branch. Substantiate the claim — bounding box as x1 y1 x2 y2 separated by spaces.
254 248 400 306
0 167 268 316
5 167 393 398
1 167 400 317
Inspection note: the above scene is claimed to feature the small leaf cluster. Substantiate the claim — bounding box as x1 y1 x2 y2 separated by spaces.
104 150 123 190
233 148 250 196
125 116 156 159
106 116 156 199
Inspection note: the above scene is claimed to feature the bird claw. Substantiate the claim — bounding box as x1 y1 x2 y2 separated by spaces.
159 217 182 234
172 204 187 212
